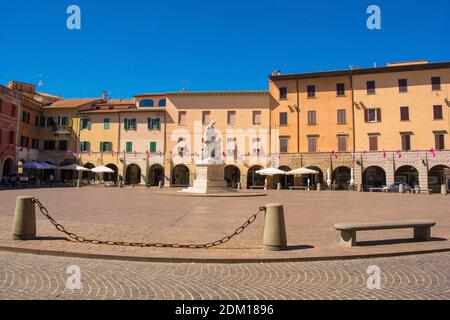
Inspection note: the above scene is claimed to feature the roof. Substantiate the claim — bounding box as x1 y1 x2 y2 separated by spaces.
270 61 450 81
134 93 166 98
166 91 269 97
44 98 104 109
80 107 166 114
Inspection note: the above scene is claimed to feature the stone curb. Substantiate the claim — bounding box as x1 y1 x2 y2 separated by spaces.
1 244 450 264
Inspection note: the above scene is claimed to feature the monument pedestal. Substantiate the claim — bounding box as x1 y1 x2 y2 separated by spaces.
182 164 229 194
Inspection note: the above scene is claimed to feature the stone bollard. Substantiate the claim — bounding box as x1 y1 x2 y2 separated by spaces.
237 182 241 190
118 180 123 188
158 180 164 188
356 184 362 192
77 179 81 188
12 196 36 240
277 183 282 191
399 183 405 194
317 183 321 191
263 203 288 251
442 184 448 195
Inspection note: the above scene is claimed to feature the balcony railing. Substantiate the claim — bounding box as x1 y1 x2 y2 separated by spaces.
51 126 71 135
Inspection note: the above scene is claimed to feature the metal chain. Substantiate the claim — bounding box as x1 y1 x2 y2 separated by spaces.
32 198 266 249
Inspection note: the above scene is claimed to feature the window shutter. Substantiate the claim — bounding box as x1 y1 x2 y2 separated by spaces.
148 118 151 129
156 118 161 129
377 109 381 122
88 119 91 130
133 119 137 130
99 142 103 152
80 119 83 130
124 118 128 130
364 110 368 123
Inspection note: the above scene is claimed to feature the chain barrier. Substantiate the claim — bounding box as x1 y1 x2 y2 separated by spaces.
32 198 266 249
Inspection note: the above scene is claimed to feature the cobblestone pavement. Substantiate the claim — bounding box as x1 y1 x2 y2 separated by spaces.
1 251 449 300
1 188 449 260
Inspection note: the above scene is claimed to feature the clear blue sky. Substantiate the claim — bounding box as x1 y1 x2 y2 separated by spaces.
0 0 449 98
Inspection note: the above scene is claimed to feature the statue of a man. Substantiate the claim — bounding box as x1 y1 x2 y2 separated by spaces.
203 121 217 160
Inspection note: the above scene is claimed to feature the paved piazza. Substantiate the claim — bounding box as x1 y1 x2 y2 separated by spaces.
1 250 449 299
0 187 449 260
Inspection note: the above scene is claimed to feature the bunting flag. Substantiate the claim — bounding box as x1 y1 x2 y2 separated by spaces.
159 151 162 157
396 150 402 158
351 152 356 160
134 151 138 157
88 149 93 156
429 148 436 157
331 151 338 159
66 148 73 156
112 150 115 157
222 151 227 157
416 149 420 158
363 150 367 157
383 150 387 159
146 150 150 159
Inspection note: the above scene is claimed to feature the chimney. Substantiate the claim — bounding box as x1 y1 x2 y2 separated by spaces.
277 70 281 76
102 91 108 102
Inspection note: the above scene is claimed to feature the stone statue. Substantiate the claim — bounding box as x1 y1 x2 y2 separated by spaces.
201 121 222 164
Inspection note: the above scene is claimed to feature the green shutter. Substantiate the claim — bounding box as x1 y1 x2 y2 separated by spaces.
108 142 112 152
87 142 91 151
150 141 157 153
124 118 128 130
148 118 151 130
133 119 137 130
80 119 83 130
126 142 132 153
100 142 103 152
87 119 91 130
156 118 161 130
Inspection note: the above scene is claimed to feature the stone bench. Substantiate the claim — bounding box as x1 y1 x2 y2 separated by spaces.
334 220 436 247
289 186 309 191
413 188 433 195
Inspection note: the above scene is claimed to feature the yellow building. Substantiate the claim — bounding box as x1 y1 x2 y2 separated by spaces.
40 98 103 180
164 91 270 189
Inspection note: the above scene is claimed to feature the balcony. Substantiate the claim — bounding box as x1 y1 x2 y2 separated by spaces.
51 126 71 135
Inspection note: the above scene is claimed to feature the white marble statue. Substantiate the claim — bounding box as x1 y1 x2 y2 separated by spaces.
200 121 222 164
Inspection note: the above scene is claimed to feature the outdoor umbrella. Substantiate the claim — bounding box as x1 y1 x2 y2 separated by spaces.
91 165 114 173
20 162 47 170
59 164 91 171
255 168 286 176
286 167 319 175
39 162 58 170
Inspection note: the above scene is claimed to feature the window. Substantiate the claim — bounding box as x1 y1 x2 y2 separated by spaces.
336 83 345 96
103 118 110 129
226 137 237 157
140 99 154 107
124 118 137 130
308 136 317 153
177 137 186 156
308 111 316 125
279 112 288 126
435 133 445 150
148 118 161 130
58 140 68 151
401 134 411 151
158 99 166 107
365 108 381 123
20 136 29 148
337 136 347 152
8 131 14 144
126 141 133 153
32 138 39 149
337 109 346 124
22 111 30 124
367 81 376 94
279 137 289 153
253 111 261 125
178 111 186 126
252 138 261 156
369 135 378 151
399 79 408 93
279 87 288 100
100 142 113 152
400 106 410 121
80 142 91 152
80 118 91 130
43 140 56 151
227 111 236 126
61 116 68 126
307 85 316 98
35 116 39 126
202 111 211 125
149 141 157 153
433 105 443 120
11 104 16 117
40 117 46 127
431 77 441 91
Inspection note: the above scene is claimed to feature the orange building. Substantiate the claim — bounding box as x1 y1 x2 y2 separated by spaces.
270 60 450 191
